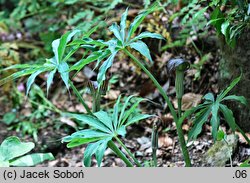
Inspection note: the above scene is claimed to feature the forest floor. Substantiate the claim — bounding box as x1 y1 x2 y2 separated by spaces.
1 44 250 167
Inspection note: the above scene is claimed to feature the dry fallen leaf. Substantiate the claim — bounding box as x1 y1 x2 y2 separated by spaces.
158 134 173 148
60 117 77 128
104 89 120 100
182 124 189 131
161 113 174 127
75 104 87 113
72 71 87 82
173 92 203 110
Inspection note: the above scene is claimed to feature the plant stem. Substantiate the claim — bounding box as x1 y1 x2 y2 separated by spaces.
236 123 250 145
177 98 182 118
176 122 191 166
29 99 61 114
69 80 93 115
152 122 158 167
108 141 134 167
124 48 191 167
191 40 202 58
115 136 142 167
153 149 157 167
92 93 101 112
176 70 184 118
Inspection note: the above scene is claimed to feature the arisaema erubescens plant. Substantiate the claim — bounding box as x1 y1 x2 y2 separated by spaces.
62 95 153 167
0 29 80 94
187 75 250 144
0 28 93 114
68 1 192 166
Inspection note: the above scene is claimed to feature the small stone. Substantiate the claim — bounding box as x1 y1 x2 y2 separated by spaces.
193 141 199 146
135 151 143 157
202 134 239 167
115 158 126 167
139 142 151 151
137 137 150 145
104 148 114 156
145 148 152 154
196 144 204 150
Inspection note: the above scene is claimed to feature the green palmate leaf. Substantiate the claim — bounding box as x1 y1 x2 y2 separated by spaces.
219 104 236 132
62 46 80 63
94 111 114 132
120 97 146 126
126 2 158 41
80 45 100 51
26 69 46 95
52 30 80 64
120 8 129 42
210 115 220 141
131 32 164 42
188 107 211 141
62 129 110 142
64 113 111 133
218 75 241 100
2 64 43 71
210 102 220 140
46 57 57 66
190 76 245 143
109 23 122 43
0 137 34 161
221 20 230 39
83 140 103 167
95 49 111 69
47 69 57 95
177 106 198 126
58 61 70 89
222 95 248 106
0 68 40 86
129 41 153 63
203 92 215 102
125 114 153 127
52 39 61 64
9 153 54 167
77 38 106 47
62 94 152 166
66 137 105 148
95 139 110 167
112 95 122 130
106 39 118 54
70 51 104 71
67 39 89 46
97 51 117 83
118 95 135 126
117 125 126 136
